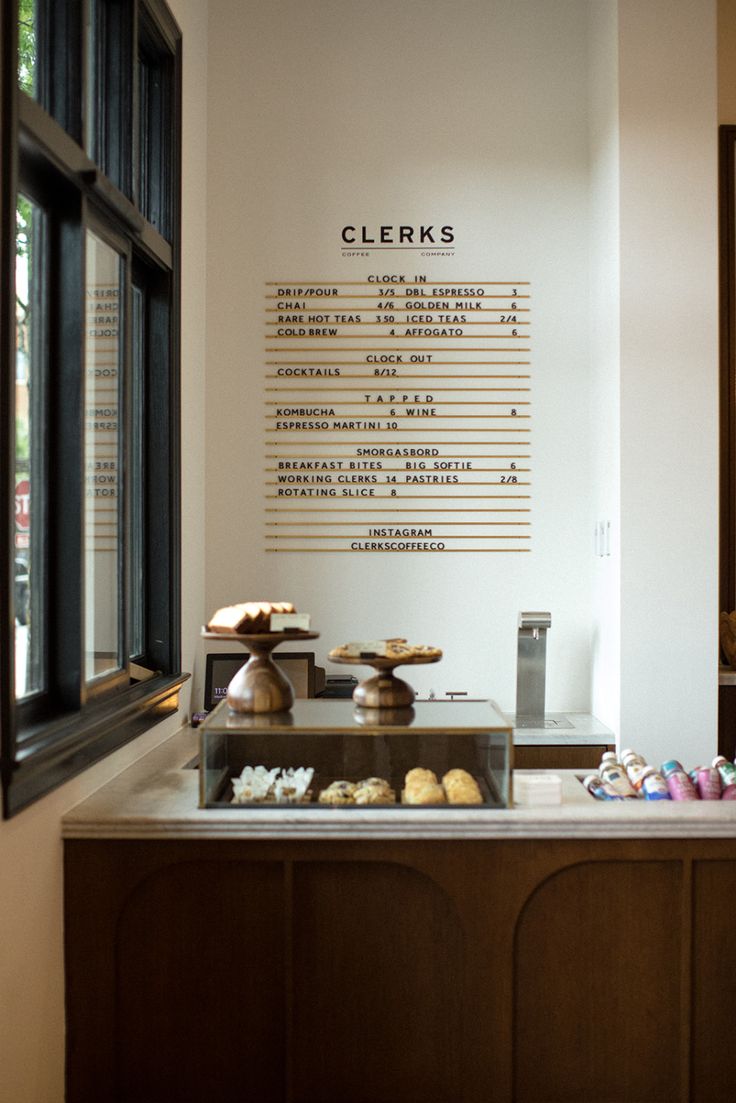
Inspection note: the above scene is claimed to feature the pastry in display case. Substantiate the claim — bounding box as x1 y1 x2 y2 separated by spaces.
199 699 512 809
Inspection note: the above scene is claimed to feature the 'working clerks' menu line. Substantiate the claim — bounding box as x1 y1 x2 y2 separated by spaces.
263 277 531 553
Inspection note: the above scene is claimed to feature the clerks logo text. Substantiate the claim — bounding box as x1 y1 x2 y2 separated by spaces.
341 225 455 245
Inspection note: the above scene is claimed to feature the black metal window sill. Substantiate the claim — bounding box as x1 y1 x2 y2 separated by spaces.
3 673 189 817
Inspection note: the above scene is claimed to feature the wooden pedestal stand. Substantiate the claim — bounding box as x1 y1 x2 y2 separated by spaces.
201 631 319 713
330 651 441 709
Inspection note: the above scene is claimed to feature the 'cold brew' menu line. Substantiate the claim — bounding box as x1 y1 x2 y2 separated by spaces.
264 277 531 553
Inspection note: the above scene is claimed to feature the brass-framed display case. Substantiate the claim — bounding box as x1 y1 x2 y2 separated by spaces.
199 698 512 809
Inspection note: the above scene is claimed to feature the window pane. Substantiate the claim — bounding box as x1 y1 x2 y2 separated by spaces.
17 0 37 97
84 231 123 682
137 35 173 238
130 284 145 658
15 195 45 698
86 0 134 196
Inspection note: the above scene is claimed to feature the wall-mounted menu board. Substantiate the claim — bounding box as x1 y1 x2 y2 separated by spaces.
264 276 530 552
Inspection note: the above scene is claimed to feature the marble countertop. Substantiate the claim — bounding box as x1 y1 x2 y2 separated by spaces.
60 724 736 841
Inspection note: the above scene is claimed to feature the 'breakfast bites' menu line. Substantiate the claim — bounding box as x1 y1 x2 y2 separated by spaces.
263 277 531 553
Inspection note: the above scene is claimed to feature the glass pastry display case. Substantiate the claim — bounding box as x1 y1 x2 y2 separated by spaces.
199 699 512 809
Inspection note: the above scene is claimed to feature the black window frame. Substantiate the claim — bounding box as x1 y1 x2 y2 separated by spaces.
1 0 186 817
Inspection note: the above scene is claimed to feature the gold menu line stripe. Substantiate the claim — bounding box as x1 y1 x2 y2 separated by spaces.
267 494 530 499
264 399 529 403
268 531 531 536
267 481 530 487
266 374 531 379
267 409 529 415
266 294 531 299
266 387 530 392
266 347 531 352
265 321 531 326
266 508 531 512
266 361 530 365
267 426 531 431
265 307 531 312
266 467 530 473
267 438 529 443
265 295 531 301
266 521 531 526
268 430 531 434
265 281 530 286
265 401 530 406
266 454 530 459
266 336 530 340
266 548 531 553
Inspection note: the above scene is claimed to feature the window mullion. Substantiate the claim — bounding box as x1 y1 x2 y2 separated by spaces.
120 239 133 670
1 0 21 767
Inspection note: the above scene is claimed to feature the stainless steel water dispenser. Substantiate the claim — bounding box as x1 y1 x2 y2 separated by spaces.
515 611 552 728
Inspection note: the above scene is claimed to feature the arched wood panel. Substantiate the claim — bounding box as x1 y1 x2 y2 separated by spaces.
291 861 464 1103
115 860 286 1103
513 860 683 1103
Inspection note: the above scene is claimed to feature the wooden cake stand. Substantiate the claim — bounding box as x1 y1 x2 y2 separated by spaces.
330 651 441 709
201 631 319 714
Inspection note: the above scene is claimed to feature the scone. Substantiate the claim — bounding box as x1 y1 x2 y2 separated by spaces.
404 767 437 788
403 781 447 805
442 768 483 805
403 768 446 805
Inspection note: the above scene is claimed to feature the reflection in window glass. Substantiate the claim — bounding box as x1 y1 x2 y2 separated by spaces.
15 195 44 698
84 231 123 682
17 0 37 97
130 284 145 658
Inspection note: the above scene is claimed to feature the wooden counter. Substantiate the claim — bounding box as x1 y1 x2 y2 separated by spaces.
63 726 736 1103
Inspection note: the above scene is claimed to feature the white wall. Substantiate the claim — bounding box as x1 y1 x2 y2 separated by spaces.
617 0 718 764
204 0 596 713
0 2 208 1099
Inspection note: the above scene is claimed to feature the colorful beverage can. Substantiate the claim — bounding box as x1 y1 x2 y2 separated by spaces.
721 784 736 801
661 759 686 778
641 768 671 801
664 770 699 801
712 756 736 787
693 766 721 801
